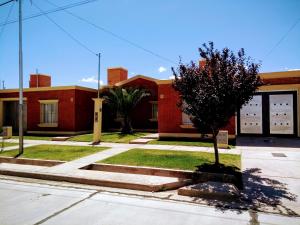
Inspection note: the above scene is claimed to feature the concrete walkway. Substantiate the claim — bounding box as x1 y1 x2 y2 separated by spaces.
47 146 132 173
129 133 159 144
3 138 241 154
241 146 300 215
0 142 39 152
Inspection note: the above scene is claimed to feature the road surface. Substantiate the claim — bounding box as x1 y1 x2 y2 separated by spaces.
0 177 299 225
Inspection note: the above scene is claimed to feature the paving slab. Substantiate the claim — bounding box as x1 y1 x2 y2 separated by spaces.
129 138 152 144
51 136 70 141
141 133 159 139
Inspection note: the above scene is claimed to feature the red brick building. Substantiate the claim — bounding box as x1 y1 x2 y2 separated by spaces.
0 74 97 135
102 68 158 131
104 67 300 139
1 67 299 139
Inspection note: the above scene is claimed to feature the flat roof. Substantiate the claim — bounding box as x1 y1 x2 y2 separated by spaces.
259 70 300 79
156 70 300 85
0 85 97 93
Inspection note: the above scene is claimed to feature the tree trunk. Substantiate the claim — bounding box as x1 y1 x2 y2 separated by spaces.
212 130 219 165
121 116 133 134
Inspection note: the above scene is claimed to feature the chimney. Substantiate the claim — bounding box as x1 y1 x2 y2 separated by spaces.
199 59 206 69
107 67 128 86
29 74 51 88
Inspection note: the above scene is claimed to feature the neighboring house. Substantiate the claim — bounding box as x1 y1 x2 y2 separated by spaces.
0 65 299 139
104 66 300 139
101 68 158 132
0 74 97 135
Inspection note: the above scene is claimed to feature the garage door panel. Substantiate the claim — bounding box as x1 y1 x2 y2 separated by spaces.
269 94 294 135
240 95 263 134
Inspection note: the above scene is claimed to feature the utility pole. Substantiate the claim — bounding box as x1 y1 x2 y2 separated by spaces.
2 80 5 89
97 53 101 98
18 0 24 155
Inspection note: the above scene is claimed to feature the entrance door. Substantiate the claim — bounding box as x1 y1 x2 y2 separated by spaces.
238 91 297 136
3 101 27 133
269 94 294 135
240 95 263 134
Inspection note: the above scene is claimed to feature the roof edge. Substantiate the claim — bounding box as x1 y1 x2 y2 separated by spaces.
115 75 159 86
0 85 97 93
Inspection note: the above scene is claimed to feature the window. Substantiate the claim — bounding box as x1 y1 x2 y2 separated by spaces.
150 101 158 121
182 112 193 125
39 100 58 127
181 102 193 125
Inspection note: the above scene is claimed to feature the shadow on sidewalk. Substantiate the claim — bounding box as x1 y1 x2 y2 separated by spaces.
236 137 300 148
191 168 298 216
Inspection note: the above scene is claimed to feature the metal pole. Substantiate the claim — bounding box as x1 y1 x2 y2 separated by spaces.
97 53 101 98
18 0 24 155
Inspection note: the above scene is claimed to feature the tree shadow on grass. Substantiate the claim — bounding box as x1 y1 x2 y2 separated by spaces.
192 166 298 216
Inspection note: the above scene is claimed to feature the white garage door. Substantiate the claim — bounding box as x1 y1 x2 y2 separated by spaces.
240 95 263 134
269 94 294 135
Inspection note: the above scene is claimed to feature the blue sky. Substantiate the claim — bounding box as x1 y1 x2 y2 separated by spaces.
0 0 299 89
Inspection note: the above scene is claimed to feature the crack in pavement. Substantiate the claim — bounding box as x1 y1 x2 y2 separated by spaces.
33 191 100 225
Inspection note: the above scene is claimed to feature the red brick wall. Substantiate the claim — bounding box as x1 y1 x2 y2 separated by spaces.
262 77 300 85
107 68 128 86
0 88 96 133
74 89 97 131
103 78 158 130
29 74 51 88
29 90 76 131
123 78 158 129
158 83 236 135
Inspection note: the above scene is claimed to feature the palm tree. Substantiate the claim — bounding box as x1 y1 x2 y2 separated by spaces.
104 87 150 134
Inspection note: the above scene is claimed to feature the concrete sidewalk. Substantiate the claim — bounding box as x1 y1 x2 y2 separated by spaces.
241 147 300 216
4 138 241 154
1 137 299 215
2 178 299 225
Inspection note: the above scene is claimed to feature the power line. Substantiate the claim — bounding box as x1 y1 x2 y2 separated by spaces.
32 1 97 56
264 17 300 59
43 0 176 65
0 0 14 40
0 0 176 64
0 0 100 27
0 0 14 7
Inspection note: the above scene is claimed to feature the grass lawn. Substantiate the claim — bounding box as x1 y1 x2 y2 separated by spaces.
99 148 241 171
0 145 109 161
148 139 235 148
69 132 149 143
0 142 18 148
13 136 53 141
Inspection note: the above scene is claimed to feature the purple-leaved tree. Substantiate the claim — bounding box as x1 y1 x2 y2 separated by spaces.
173 42 262 165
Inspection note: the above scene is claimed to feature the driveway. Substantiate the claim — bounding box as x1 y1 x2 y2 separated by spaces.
238 137 300 215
